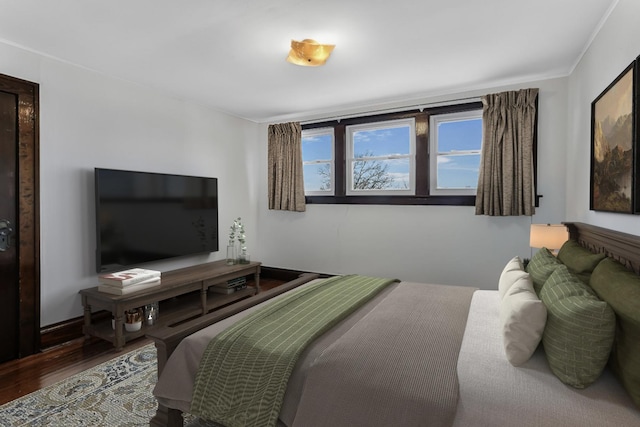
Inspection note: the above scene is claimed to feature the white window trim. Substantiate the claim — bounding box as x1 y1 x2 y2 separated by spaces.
302 127 335 196
345 118 416 196
429 110 482 196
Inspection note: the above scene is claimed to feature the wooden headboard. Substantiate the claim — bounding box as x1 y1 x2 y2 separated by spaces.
564 222 640 275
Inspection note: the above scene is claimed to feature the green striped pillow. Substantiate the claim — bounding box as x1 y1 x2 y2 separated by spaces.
526 247 563 295
590 258 640 408
540 265 616 388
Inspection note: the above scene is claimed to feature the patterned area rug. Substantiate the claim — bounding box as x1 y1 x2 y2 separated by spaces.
0 343 223 427
0 344 159 426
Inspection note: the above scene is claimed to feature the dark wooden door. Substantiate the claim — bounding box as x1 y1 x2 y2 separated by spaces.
0 74 39 362
0 90 19 362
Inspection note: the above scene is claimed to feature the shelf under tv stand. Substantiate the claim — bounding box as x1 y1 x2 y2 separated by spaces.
79 260 260 350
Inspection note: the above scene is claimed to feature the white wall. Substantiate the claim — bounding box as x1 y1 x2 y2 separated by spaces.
257 78 568 289
566 0 640 236
566 0 640 235
0 42 259 326
7 0 636 326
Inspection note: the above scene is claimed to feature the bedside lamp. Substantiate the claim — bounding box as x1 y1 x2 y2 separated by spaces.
530 224 568 255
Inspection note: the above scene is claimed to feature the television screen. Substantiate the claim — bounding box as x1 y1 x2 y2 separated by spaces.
95 168 219 272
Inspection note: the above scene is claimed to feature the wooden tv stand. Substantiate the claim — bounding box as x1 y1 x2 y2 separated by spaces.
79 260 260 350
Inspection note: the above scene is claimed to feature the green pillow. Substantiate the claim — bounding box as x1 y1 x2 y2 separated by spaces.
526 247 563 295
540 265 616 389
590 258 640 407
557 240 606 284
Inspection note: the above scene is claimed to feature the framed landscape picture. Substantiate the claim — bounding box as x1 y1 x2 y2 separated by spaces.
590 60 637 213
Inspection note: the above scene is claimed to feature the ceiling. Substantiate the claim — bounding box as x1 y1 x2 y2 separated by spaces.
0 0 617 123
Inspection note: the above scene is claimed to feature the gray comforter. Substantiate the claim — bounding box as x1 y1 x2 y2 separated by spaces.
153 280 476 427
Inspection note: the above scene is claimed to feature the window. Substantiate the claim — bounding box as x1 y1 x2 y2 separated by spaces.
301 127 334 195
429 110 483 196
345 119 415 195
301 101 501 206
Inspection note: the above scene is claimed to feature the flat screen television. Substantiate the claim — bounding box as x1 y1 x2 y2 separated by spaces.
94 168 219 273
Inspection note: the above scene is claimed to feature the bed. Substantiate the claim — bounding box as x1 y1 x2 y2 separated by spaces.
148 222 640 427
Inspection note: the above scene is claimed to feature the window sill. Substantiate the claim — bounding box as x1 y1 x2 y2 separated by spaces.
305 195 476 206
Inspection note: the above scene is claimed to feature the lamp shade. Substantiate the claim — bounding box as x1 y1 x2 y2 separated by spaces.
529 224 568 251
286 39 335 66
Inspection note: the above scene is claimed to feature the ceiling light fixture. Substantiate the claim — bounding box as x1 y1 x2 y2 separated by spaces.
286 39 335 67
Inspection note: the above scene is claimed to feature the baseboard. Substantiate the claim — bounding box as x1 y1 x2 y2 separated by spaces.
40 311 110 350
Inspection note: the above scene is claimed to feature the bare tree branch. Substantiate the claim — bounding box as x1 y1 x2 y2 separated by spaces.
318 150 395 190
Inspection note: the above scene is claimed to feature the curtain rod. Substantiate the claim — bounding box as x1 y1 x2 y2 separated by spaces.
300 96 482 125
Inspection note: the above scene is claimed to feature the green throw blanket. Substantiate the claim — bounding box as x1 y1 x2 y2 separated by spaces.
190 274 397 427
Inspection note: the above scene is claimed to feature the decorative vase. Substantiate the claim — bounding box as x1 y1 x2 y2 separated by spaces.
226 243 236 265
235 242 242 263
238 247 250 264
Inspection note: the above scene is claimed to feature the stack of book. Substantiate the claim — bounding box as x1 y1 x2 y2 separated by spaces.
98 268 162 295
210 276 247 294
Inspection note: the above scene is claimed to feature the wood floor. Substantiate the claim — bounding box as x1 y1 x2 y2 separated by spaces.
0 278 285 406
0 335 152 405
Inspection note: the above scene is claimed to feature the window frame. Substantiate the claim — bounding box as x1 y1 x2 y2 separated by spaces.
429 109 483 196
301 127 335 196
302 101 534 206
345 118 416 196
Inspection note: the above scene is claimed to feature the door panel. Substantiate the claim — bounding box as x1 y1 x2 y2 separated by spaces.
0 73 39 362
0 90 18 362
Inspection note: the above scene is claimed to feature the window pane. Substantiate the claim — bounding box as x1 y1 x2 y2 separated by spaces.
437 153 481 189
353 125 411 157
303 163 332 192
351 158 410 190
302 133 333 161
437 118 482 152
302 129 334 195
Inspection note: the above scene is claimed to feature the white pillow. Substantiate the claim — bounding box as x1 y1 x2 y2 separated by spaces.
498 256 527 299
500 275 547 366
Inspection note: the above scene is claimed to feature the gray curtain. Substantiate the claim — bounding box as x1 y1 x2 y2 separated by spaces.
475 88 538 216
267 122 306 212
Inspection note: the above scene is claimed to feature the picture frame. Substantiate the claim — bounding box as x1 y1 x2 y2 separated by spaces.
590 59 638 214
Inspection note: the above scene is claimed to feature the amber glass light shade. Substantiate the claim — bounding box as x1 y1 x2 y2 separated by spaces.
286 39 335 66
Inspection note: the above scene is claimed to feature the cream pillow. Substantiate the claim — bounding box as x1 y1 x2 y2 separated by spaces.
498 256 527 299
500 274 547 366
